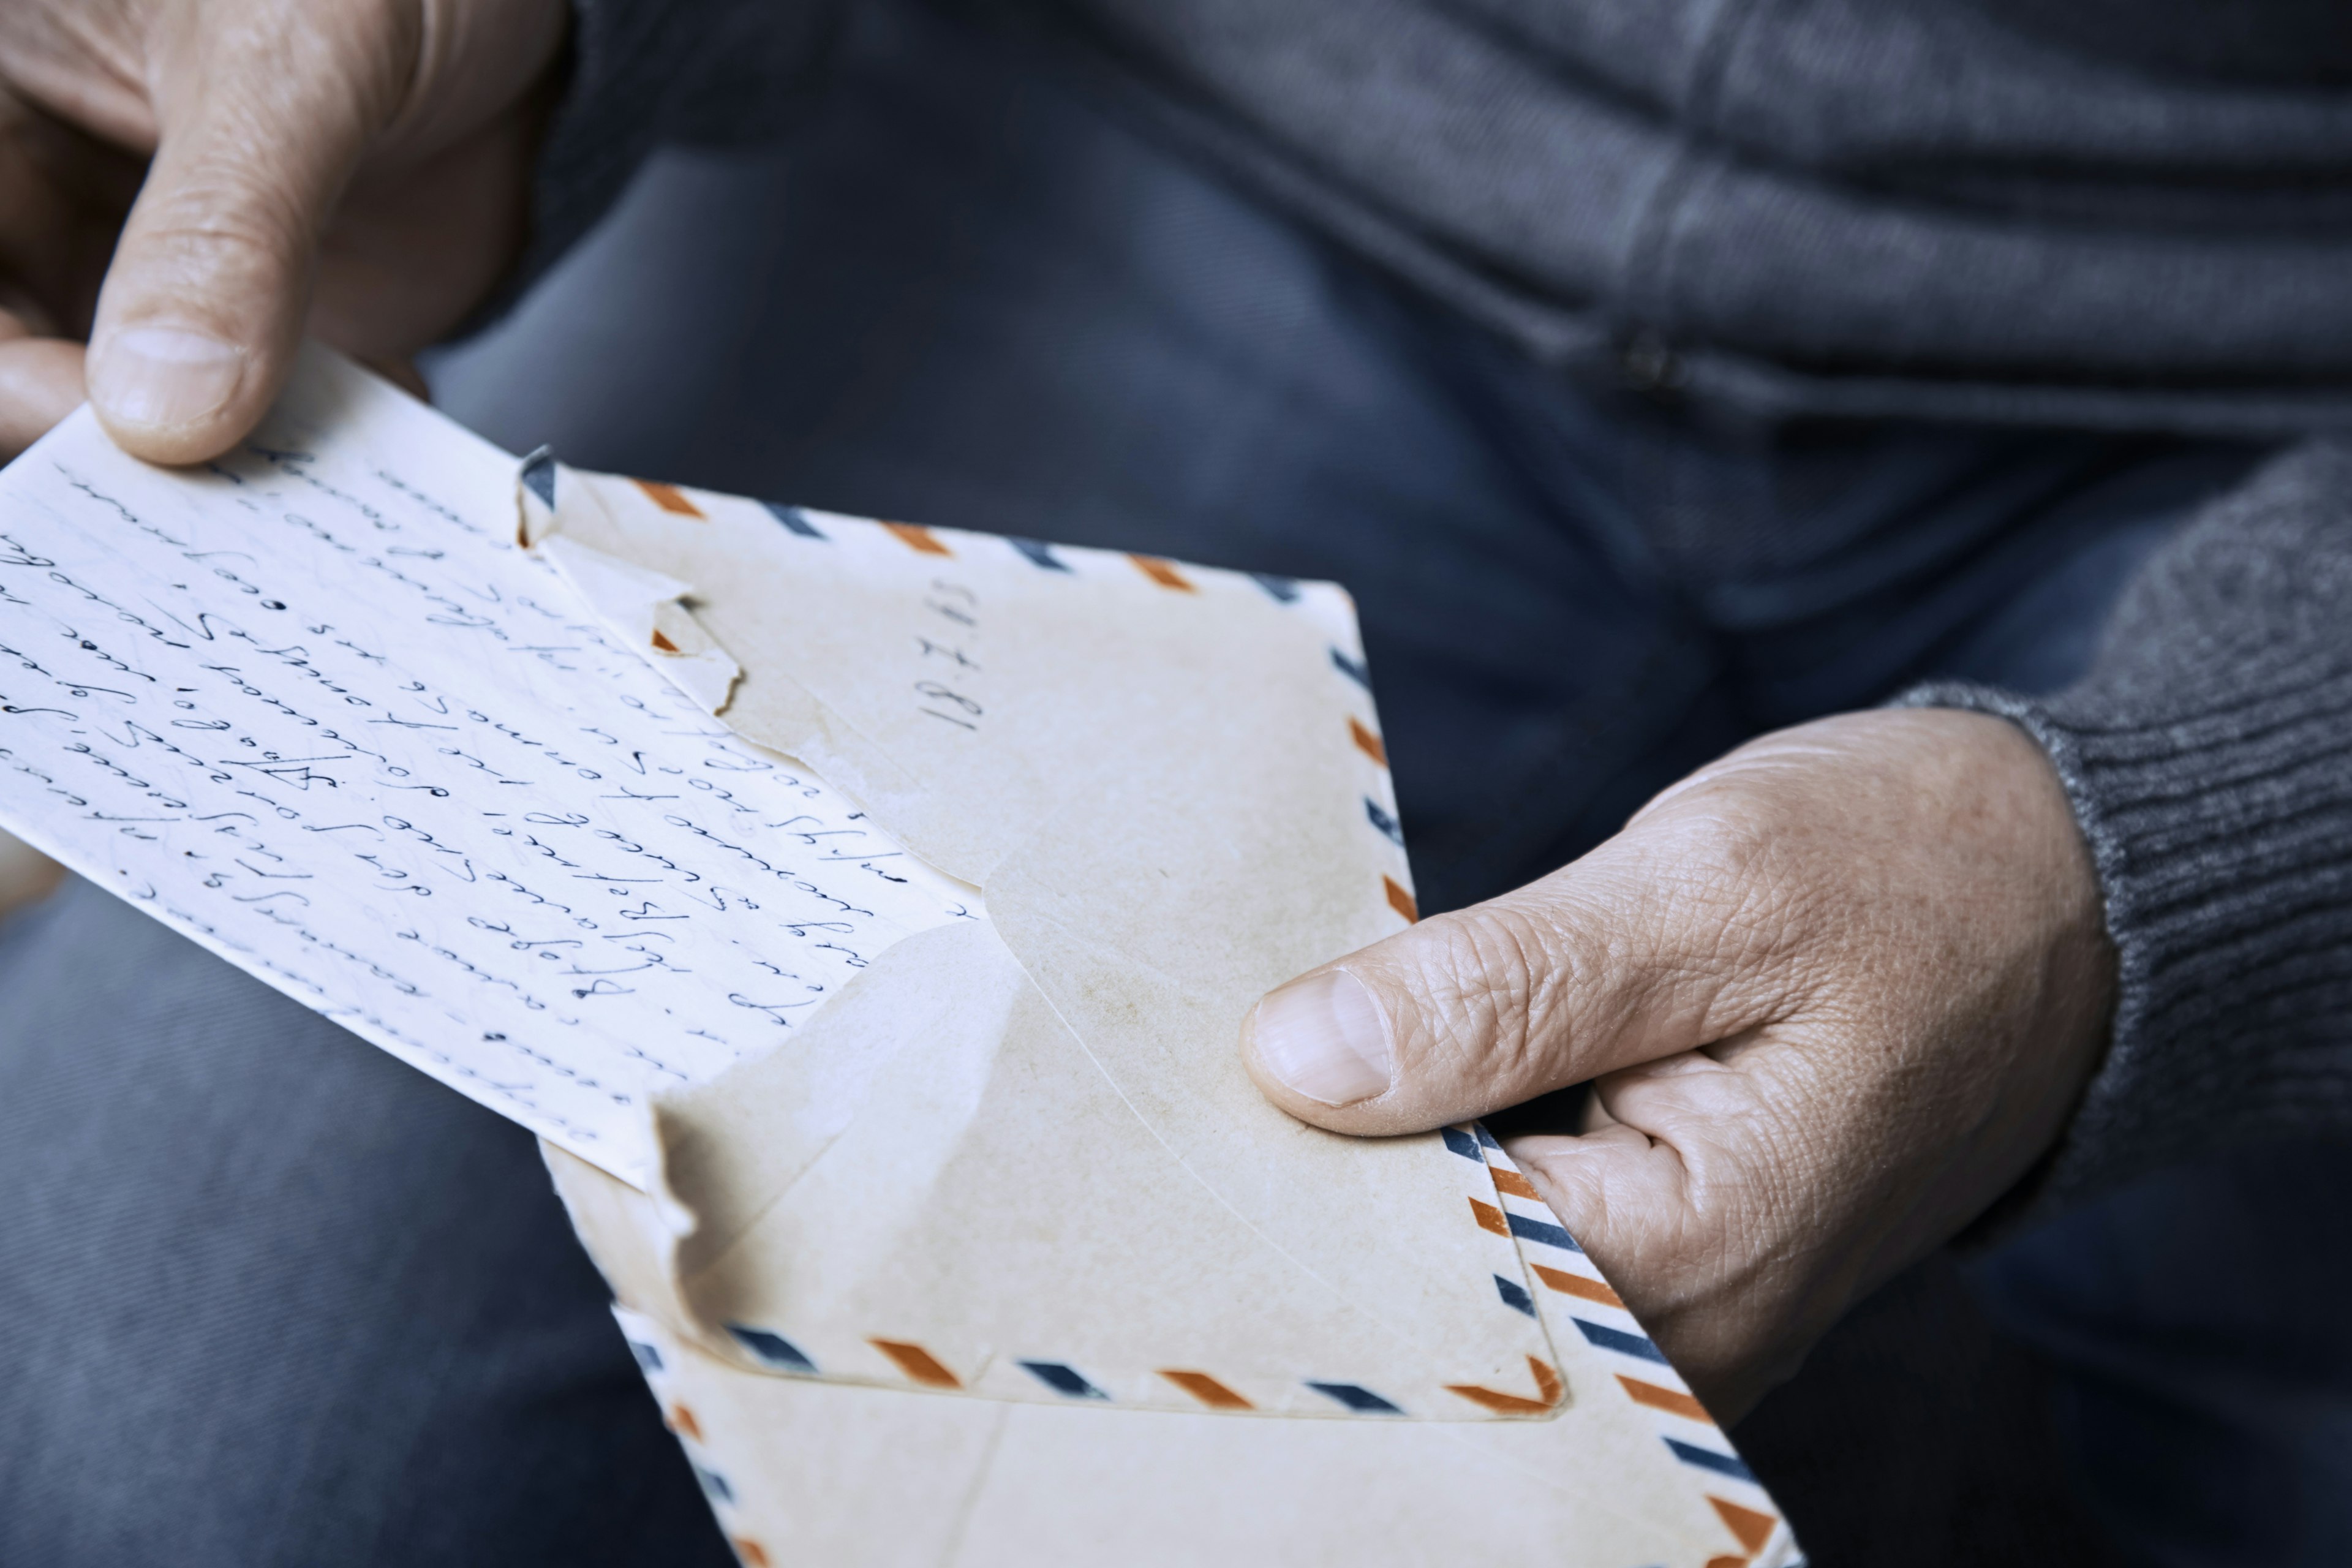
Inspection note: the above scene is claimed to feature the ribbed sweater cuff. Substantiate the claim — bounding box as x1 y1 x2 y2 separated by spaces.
1899 438 2352 1212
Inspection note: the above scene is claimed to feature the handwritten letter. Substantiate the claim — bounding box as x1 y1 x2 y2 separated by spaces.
0 352 964 1185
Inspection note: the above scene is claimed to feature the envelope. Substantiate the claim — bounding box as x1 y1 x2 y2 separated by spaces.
513 459 1804 1567
0 350 1798 1564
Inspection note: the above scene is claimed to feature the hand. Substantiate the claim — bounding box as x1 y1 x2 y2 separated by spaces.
0 0 566 464
1241 708 2116 1420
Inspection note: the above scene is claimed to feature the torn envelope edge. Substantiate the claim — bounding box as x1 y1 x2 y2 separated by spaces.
514 445 1409 892
516 455 1800 1557
533 529 743 715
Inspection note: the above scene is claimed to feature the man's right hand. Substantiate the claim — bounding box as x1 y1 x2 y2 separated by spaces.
0 0 567 464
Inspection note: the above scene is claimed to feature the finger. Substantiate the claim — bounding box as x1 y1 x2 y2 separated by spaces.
1239 828 1801 1136
1510 1047 1881 1421
84 1 415 464
1498 1125 1795 1417
0 333 85 459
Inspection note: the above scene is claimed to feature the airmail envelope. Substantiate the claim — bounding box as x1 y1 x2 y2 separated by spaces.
0 352 1796 1566
514 461 1805 1568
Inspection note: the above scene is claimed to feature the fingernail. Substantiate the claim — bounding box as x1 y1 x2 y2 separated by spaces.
1248 968 1393 1106
89 326 243 429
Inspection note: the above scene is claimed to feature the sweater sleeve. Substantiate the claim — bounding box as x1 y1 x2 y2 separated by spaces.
1902 437 2352 1210
514 0 847 295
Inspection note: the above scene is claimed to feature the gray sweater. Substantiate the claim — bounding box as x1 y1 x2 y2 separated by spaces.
530 0 2352 1212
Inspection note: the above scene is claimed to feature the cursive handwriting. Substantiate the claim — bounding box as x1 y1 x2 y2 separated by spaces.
0 367 959 1183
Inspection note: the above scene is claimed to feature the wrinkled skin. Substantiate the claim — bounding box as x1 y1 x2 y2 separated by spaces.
0 0 562 462
1245 709 2116 1420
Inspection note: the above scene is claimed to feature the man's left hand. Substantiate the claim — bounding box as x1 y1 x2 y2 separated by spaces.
1241 708 2115 1421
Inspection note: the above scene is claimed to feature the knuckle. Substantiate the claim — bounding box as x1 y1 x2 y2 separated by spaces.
136 165 316 267
1395 902 1556 1084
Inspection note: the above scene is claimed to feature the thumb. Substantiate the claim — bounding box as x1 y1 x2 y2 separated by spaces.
86 2 415 463
1239 840 1789 1136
